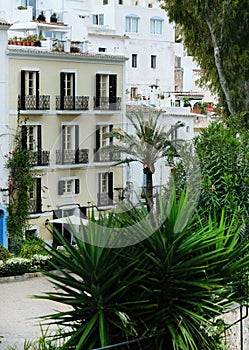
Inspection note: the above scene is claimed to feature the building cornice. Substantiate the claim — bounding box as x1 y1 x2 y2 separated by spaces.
6 47 128 63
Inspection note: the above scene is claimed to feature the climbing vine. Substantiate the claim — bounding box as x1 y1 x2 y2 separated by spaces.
5 118 34 241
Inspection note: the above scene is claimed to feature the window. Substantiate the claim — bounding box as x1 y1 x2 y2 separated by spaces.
59 72 75 110
22 125 41 152
103 0 108 4
170 126 178 140
98 47 106 52
131 87 138 99
151 55 157 69
63 125 73 150
95 124 113 161
125 14 139 33
95 74 117 109
132 54 137 68
29 178 42 213
56 125 79 164
118 0 123 3
98 172 113 206
58 178 80 195
93 14 104 25
150 17 163 34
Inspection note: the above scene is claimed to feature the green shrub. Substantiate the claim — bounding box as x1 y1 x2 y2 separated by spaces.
8 238 24 256
20 238 46 259
37 190 249 350
0 258 31 277
0 244 11 262
30 254 52 272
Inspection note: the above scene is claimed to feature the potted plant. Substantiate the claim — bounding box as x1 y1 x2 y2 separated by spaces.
50 12 57 23
37 11 46 22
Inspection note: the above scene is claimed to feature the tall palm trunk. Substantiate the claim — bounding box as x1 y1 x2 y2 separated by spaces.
144 166 153 212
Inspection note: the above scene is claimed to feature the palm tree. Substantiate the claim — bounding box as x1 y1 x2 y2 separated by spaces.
101 108 184 211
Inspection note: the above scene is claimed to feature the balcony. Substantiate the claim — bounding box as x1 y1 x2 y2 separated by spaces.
95 151 121 162
56 96 89 111
29 151 50 166
97 192 113 206
56 149 89 165
18 95 50 110
93 97 122 111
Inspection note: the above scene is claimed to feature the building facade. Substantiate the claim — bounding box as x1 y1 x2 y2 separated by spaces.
0 22 127 243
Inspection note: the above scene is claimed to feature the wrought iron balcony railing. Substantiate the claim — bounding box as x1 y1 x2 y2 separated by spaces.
95 151 121 162
97 192 113 206
18 95 50 110
93 97 122 111
56 148 89 165
29 151 50 166
56 96 89 110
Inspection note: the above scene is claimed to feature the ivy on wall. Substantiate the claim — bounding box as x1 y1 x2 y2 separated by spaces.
5 115 34 241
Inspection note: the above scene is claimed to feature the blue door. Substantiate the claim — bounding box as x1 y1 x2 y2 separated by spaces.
0 206 8 249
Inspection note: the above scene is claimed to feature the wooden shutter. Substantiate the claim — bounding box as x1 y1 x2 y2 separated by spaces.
75 179 80 194
109 124 113 161
37 125 42 165
75 125 79 163
35 71 40 109
58 180 65 195
21 125 27 149
72 73 76 109
61 125 65 164
95 74 100 108
20 70 26 110
109 74 117 106
108 172 113 203
60 72 65 109
36 178 42 213
95 125 100 161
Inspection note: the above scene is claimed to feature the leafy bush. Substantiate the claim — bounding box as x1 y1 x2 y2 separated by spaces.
20 238 46 259
0 244 11 262
0 258 31 277
30 254 52 272
8 237 24 256
0 255 51 277
37 190 249 350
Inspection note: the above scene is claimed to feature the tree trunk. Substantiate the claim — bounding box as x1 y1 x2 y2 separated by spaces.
205 15 236 116
144 169 153 212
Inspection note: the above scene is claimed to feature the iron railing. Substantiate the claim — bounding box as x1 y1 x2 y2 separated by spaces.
56 96 89 110
93 97 122 111
29 151 50 166
18 95 50 110
97 192 113 206
56 148 89 164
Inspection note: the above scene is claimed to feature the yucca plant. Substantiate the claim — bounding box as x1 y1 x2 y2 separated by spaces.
37 189 249 350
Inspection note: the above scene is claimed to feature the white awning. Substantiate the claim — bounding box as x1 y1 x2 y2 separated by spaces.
9 21 70 33
49 215 89 226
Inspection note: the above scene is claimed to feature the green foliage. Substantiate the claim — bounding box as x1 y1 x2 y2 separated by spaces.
172 119 249 224
20 238 46 259
195 121 249 220
6 326 65 349
0 244 11 262
8 237 24 256
37 190 249 349
5 116 34 241
102 107 184 211
161 0 249 115
0 255 51 277
0 258 31 277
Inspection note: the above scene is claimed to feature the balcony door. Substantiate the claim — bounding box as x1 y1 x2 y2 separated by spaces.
95 74 117 109
61 124 79 164
20 70 39 110
60 72 76 110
